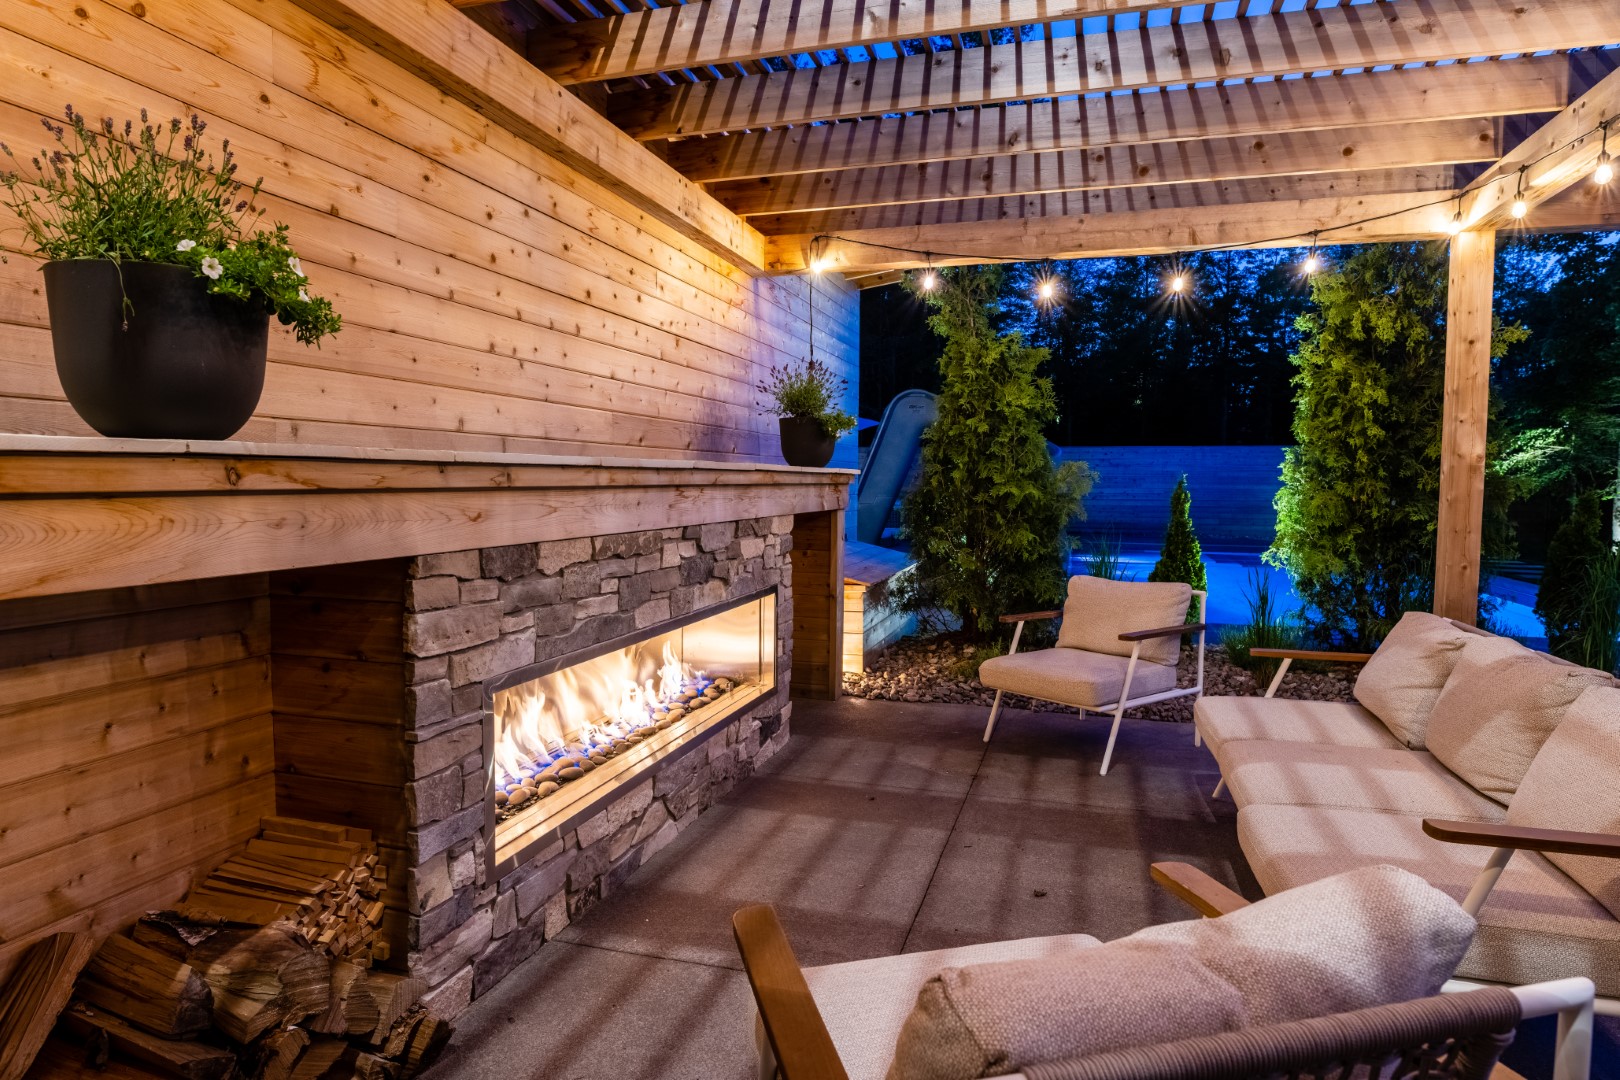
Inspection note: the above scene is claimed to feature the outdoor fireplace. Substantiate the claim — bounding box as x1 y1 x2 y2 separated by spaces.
484 587 778 876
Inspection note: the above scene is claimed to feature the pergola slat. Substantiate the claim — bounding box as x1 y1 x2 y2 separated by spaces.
607 0 1620 140
710 118 1498 217
529 0 1191 86
751 165 1464 236
665 55 1571 183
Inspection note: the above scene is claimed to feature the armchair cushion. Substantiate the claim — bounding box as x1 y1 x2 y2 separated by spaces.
979 648 1177 710
1425 637 1613 805
1506 684 1620 921
1220 741 1506 822
1055 576 1191 667
1194 696 1400 756
1353 611 1479 748
887 866 1473 1080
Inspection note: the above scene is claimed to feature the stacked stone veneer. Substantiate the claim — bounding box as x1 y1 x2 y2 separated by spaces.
395 516 794 1019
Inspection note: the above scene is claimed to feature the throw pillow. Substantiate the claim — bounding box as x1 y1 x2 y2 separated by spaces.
1425 636 1614 804
1354 611 1480 748
885 865 1474 1080
1506 684 1620 920
1055 576 1191 667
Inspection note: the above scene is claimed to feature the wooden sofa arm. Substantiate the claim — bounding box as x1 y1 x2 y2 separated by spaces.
732 904 850 1080
1150 862 1252 918
1249 647 1375 663
1120 622 1208 641
999 609 1061 624
1423 819 1620 859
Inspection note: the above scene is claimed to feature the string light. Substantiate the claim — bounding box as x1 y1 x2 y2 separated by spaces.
1300 234 1322 275
1596 120 1614 186
1036 278 1057 302
1445 195 1465 236
918 254 938 292
809 255 832 274
1168 273 1187 295
1509 166 1529 221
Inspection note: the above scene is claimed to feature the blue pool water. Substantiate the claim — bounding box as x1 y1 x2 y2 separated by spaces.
1067 547 1547 643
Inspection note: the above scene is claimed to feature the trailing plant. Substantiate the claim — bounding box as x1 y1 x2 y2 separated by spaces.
757 356 857 439
890 266 1093 639
1536 493 1620 672
1221 567 1302 685
1267 243 1525 649
1148 474 1208 620
0 106 339 345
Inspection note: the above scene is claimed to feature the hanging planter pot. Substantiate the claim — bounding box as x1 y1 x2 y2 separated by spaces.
778 416 837 468
43 259 269 440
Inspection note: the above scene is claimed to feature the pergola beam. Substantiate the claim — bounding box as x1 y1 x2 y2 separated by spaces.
607 0 1620 140
764 171 1463 271
530 0 1192 86
665 54 1571 183
709 118 1497 217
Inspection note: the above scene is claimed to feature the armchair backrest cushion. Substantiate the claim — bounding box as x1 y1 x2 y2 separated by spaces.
1425 636 1614 804
1055 576 1191 667
1506 684 1620 920
886 866 1474 1080
1354 611 1480 748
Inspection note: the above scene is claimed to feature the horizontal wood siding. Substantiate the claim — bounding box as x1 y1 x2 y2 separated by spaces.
0 0 857 459
1059 446 1288 549
0 575 276 958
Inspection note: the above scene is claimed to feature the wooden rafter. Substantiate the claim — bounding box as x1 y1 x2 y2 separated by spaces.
709 118 1498 217
664 55 1571 183
529 0 1191 86
606 0 1620 140
752 166 1460 237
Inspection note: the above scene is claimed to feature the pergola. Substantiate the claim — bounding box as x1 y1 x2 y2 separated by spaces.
412 0 1620 624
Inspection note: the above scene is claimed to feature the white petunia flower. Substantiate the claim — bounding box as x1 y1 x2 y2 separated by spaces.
287 256 305 278
298 288 310 303
176 239 197 252
200 257 223 280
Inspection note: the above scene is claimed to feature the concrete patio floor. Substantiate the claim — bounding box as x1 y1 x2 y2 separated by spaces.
428 697 1617 1080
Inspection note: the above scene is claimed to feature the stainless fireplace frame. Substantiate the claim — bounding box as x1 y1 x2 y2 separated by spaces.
481 585 778 877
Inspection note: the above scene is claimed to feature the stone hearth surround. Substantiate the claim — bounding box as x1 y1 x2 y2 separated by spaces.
401 516 795 1018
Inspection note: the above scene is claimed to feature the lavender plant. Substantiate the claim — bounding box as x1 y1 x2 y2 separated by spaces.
756 356 856 439
1 106 340 346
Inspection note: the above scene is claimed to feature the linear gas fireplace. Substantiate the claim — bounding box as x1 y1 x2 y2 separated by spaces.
483 587 777 875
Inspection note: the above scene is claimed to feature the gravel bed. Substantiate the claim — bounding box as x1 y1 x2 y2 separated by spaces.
841 636 1358 723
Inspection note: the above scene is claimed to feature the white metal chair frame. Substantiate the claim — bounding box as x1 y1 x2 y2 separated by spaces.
983 590 1208 776
1202 648 1620 1021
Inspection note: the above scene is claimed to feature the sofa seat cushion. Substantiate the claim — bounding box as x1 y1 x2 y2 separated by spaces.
1221 741 1506 822
799 934 1101 1080
980 648 1177 709
1506 684 1620 921
1055 576 1192 667
1353 611 1481 748
1195 696 1401 756
1238 804 1620 998
1425 637 1613 805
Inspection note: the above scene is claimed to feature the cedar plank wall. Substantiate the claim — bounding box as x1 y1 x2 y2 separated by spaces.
0 577 276 958
0 0 858 458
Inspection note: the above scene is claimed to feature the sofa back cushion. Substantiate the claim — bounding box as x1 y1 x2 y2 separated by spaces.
1056 576 1191 667
1354 611 1480 748
885 866 1474 1080
1425 637 1614 805
1506 685 1620 920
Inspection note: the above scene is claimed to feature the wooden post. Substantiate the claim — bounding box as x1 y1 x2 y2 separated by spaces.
1435 229 1496 625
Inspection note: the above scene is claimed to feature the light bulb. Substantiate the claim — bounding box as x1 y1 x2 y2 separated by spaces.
810 257 832 274
1446 212 1464 237
1302 253 1320 275
1169 274 1186 294
919 270 937 291
1596 153 1614 186
1510 197 1528 220
1037 280 1055 301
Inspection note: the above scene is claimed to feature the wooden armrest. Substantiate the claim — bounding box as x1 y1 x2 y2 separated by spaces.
998 609 1061 624
1119 622 1208 641
732 904 850 1080
1248 647 1375 663
1149 862 1252 917
1422 819 1620 859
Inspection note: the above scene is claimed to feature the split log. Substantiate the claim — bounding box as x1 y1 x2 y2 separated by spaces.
351 1053 398 1080
352 974 423 1045
76 936 212 1039
377 1009 449 1078
256 1028 310 1080
58 1004 234 1080
186 925 329 1044
0 932 98 1080
285 1038 353 1080
309 964 379 1038
21 1034 167 1080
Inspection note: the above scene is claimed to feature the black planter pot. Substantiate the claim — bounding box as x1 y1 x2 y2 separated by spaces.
43 259 269 440
778 416 836 468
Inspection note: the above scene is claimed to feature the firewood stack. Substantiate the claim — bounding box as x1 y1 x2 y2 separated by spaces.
14 820 449 1080
178 818 389 966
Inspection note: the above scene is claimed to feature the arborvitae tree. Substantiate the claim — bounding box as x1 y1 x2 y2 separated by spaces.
1267 243 1525 649
892 266 1093 639
1149 475 1208 620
